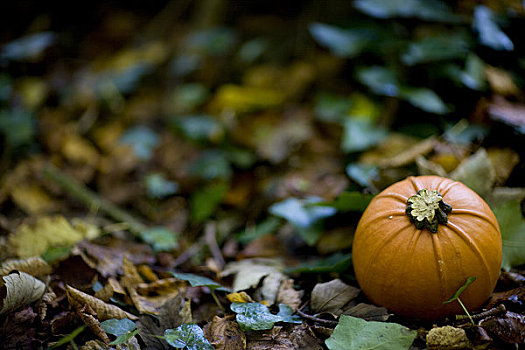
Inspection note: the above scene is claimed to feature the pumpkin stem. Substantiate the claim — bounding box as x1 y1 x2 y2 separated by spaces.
406 189 452 233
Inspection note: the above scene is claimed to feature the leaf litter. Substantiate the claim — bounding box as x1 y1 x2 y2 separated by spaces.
0 1 524 349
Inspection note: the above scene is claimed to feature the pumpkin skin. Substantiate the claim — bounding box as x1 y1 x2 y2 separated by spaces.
352 176 502 321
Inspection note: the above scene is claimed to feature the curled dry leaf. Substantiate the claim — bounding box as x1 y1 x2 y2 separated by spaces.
0 256 52 276
0 271 46 315
66 285 138 320
127 278 186 315
246 323 323 350
310 279 360 315
204 315 246 350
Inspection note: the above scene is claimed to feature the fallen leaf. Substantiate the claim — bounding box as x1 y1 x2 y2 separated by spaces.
492 200 525 270
487 148 520 184
66 285 138 320
276 278 303 312
246 323 323 350
0 256 52 276
450 148 496 196
8 216 88 258
342 303 391 322
164 323 214 350
259 272 287 305
310 279 360 315
204 315 246 350
227 292 255 303
0 271 46 315
480 312 525 344
127 278 186 315
325 315 416 350
222 258 284 292
9 183 58 215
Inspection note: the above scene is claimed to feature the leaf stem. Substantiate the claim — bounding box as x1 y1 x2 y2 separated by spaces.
210 290 225 313
456 298 475 326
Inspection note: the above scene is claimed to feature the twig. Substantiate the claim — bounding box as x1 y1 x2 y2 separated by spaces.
205 222 225 269
172 240 206 267
42 163 147 236
456 304 507 322
296 309 339 327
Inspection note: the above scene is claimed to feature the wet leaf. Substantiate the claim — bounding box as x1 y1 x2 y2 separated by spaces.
353 0 458 22
493 201 525 270
0 271 46 315
164 323 214 350
310 279 360 315
473 6 514 51
356 66 399 97
346 163 379 188
101 318 138 345
325 315 417 350
398 87 448 114
171 272 230 292
231 302 298 332
309 23 370 58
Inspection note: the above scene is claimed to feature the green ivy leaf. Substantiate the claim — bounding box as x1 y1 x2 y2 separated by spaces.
493 200 525 270
356 66 399 97
101 318 138 346
401 34 470 65
399 87 448 114
164 323 214 350
325 315 416 350
231 302 301 332
309 23 371 58
171 272 230 292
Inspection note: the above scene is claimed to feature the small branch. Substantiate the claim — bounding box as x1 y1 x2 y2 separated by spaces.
296 309 338 327
205 222 225 269
43 163 147 236
456 304 507 322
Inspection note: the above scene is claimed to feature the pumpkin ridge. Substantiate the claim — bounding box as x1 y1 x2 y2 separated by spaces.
408 176 422 193
431 233 450 304
446 221 494 288
376 192 408 203
451 209 500 232
436 179 458 197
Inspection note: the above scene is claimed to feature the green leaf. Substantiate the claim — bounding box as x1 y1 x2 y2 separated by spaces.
170 114 223 142
171 272 230 292
188 150 232 180
119 126 160 160
443 276 477 304
183 28 238 57
109 329 139 346
353 0 459 22
460 54 487 90
399 87 448 114
356 66 399 97
401 34 470 65
346 163 379 188
314 92 352 123
164 323 214 350
342 118 388 152
140 227 178 252
189 181 229 223
170 83 209 114
493 200 525 269
325 315 416 350
0 109 36 148
309 23 371 58
144 173 178 199
48 325 86 349
230 302 301 332
284 253 352 274
235 217 281 244
473 6 514 51
101 318 137 336
276 304 302 324
318 191 374 212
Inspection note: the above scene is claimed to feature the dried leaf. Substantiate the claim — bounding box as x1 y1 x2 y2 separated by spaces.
342 303 391 322
377 136 437 168
227 292 255 303
222 258 284 292
0 271 46 315
66 285 138 320
450 148 496 196
127 278 186 315
246 323 323 350
310 279 360 315
204 315 246 350
0 257 52 276
487 148 520 184
10 183 58 215
276 279 303 312
480 312 525 344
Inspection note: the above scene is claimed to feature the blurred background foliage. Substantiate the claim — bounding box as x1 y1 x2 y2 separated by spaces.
0 0 524 266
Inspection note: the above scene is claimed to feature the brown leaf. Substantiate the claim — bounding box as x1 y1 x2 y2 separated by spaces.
0 257 52 276
0 306 39 349
276 278 303 312
246 324 323 350
480 312 525 344
126 278 186 315
488 97 525 132
204 315 246 350
0 271 46 315
77 304 111 344
487 147 520 184
66 284 137 320
342 303 391 322
310 279 359 315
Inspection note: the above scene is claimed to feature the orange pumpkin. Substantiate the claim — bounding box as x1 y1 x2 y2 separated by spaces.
352 176 502 321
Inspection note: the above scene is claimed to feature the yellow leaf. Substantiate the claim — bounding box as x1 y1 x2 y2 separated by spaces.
226 291 254 303
10 183 58 215
0 257 52 276
61 133 100 166
16 77 49 111
9 216 86 258
211 84 284 113
347 93 381 121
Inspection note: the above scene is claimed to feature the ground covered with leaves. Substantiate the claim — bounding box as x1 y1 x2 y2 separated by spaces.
1 1 524 349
